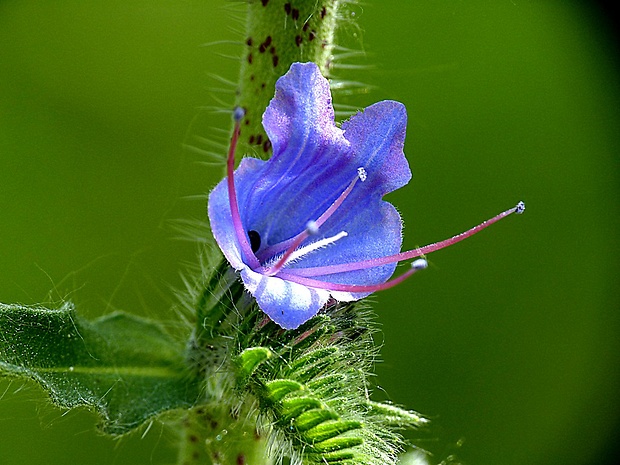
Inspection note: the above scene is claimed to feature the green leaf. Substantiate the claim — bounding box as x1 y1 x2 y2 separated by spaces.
0 302 200 435
236 346 272 380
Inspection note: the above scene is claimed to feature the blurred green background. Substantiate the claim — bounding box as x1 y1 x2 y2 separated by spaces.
1 1 618 464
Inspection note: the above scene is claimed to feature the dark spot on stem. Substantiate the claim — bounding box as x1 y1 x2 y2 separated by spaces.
249 135 255 144
247 53 253 64
237 454 246 465
284 3 291 15
255 134 263 145
263 140 271 152
246 37 253 46
308 30 316 41
189 435 198 443
272 54 279 67
259 35 272 53
291 8 299 20
303 22 309 32
295 35 302 47
269 46 276 54
321 6 327 19
261 0 269 6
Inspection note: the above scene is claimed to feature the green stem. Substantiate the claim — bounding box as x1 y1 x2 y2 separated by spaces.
176 404 272 465
235 0 345 160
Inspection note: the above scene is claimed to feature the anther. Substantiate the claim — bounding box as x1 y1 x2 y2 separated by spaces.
411 258 428 270
357 167 367 182
306 220 319 236
233 106 245 122
515 201 525 214
263 221 329 276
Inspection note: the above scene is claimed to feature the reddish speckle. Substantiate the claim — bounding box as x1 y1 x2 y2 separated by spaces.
249 135 255 144
321 6 327 19
246 37 253 46
237 454 246 465
256 134 263 145
259 35 272 53
250 74 255 81
247 53 253 64
295 35 302 47
189 435 198 443
261 0 269 6
262 140 271 152
269 46 276 54
272 54 279 67
291 8 300 20
284 3 291 15
303 22 309 32
261 82 266 89
245 119 250 126
308 30 316 41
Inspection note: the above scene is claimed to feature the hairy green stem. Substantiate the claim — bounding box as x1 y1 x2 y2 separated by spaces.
235 0 346 159
176 404 271 465
179 2 353 464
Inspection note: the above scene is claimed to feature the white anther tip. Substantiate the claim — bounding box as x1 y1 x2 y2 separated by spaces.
357 167 367 182
411 259 428 270
305 220 319 235
233 106 245 122
515 201 525 214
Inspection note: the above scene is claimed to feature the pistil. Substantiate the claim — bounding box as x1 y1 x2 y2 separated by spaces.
288 202 525 278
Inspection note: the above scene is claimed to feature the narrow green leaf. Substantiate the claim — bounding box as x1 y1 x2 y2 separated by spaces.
0 302 200 435
366 400 428 429
294 408 339 432
280 396 323 423
303 420 363 444
236 347 272 379
288 346 339 373
305 450 357 463
265 379 304 403
308 436 364 453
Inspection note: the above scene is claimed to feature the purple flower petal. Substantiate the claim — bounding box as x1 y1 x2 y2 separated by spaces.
207 62 412 329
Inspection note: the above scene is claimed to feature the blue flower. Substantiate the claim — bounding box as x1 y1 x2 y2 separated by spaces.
208 62 524 329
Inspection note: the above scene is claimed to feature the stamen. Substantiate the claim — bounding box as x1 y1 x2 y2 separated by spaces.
227 107 261 269
258 168 366 261
263 225 347 276
278 258 428 293
287 202 526 277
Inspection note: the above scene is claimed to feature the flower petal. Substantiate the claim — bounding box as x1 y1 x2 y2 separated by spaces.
207 156 267 270
240 267 330 330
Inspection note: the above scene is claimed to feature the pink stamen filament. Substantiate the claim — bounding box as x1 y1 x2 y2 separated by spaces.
227 109 261 269
258 169 365 261
277 259 428 293
286 202 525 277
262 221 320 276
